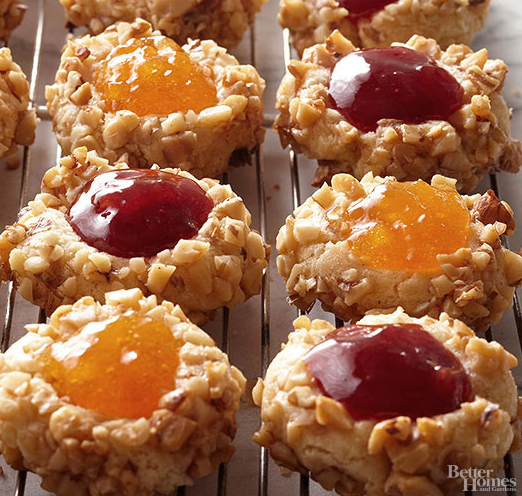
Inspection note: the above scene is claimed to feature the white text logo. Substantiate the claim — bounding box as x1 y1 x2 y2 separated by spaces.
447 465 516 492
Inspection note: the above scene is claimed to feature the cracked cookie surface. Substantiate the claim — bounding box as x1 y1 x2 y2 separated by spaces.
253 308 521 496
46 19 265 179
60 0 266 48
274 31 522 192
0 147 270 325
276 173 522 332
0 288 246 496
280 0 490 56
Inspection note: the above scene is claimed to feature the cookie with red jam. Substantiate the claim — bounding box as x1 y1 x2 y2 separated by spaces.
274 31 522 192
0 147 270 325
253 308 521 496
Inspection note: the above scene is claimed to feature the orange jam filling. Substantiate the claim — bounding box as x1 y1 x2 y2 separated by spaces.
94 36 218 116
42 315 181 419
342 181 470 272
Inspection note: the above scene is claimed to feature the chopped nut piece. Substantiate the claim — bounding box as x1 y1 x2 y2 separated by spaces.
472 189 516 235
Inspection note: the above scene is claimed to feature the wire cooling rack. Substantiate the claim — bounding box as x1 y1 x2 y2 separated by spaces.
1 0 521 495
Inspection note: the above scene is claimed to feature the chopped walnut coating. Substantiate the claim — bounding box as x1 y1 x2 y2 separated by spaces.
471 189 515 235
60 0 266 48
45 19 265 179
0 289 246 496
0 47 36 162
0 147 271 325
253 309 521 496
280 0 490 56
275 32 522 192
276 173 522 332
0 0 25 40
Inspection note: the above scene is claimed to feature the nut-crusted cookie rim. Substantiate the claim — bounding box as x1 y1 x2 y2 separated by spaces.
274 30 520 192
276 172 522 330
0 147 270 324
53 19 266 128
253 308 520 496
0 287 247 494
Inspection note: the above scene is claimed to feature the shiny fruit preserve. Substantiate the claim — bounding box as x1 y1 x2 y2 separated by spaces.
42 315 182 418
341 180 470 272
338 0 396 18
304 323 473 420
94 36 218 116
67 169 213 258
328 46 463 132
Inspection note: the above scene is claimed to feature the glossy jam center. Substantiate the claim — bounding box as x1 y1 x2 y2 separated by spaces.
42 315 181 419
67 169 213 258
304 324 473 420
341 180 470 272
338 0 395 18
94 36 218 116
328 47 463 132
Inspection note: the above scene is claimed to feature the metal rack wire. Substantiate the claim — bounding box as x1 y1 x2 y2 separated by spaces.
1 0 521 495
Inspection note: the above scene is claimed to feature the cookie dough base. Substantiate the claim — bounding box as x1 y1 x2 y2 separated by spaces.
0 0 26 40
0 147 270 326
274 31 522 192
0 47 36 161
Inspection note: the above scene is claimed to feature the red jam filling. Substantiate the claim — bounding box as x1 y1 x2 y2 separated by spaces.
328 47 463 132
67 169 213 258
338 0 396 18
303 324 473 420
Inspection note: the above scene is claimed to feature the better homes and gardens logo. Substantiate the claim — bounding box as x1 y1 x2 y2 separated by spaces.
448 465 516 492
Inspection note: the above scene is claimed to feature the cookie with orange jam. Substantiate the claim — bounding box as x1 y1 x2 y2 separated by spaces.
0 288 246 496
253 308 521 496
280 0 489 56
60 0 266 48
45 19 265 179
275 31 522 192
0 147 270 325
276 173 522 331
